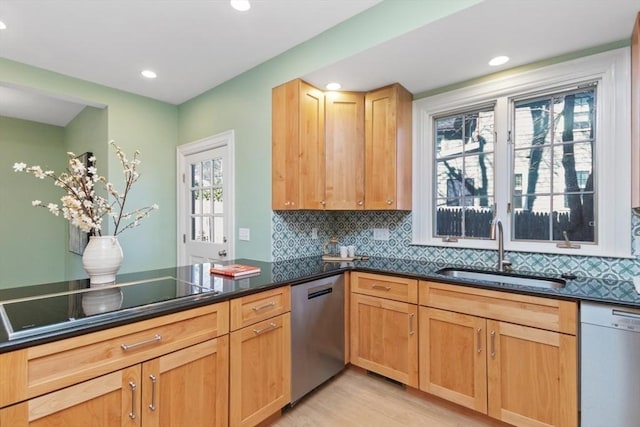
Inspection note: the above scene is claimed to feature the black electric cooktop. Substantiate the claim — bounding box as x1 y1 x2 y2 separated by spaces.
0 270 229 340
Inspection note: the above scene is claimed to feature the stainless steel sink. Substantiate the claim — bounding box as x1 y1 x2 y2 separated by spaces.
436 268 566 289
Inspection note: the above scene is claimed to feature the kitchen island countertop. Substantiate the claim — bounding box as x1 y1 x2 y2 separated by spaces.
0 256 638 353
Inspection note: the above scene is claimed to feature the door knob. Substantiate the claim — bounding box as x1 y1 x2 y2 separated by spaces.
218 250 227 257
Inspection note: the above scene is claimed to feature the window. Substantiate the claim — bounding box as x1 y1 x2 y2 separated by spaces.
413 48 631 258
512 86 595 243
434 108 494 238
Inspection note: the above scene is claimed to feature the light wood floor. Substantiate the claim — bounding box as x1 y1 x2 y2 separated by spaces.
271 368 508 427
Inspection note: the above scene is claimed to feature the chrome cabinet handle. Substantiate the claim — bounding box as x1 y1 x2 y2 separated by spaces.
320 200 326 205
148 374 157 411
477 328 482 353
490 330 496 359
386 199 394 205
252 301 275 312
121 334 162 351
253 322 277 335
357 200 364 206
371 284 391 291
129 381 137 420
408 313 415 335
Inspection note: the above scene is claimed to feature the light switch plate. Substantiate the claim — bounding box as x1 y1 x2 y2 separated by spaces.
373 227 389 241
311 228 318 239
635 235 640 257
238 228 250 241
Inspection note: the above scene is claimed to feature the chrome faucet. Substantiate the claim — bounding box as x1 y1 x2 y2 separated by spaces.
490 218 511 272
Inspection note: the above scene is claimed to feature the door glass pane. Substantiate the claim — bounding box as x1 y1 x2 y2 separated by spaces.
202 160 212 186
191 162 201 187
512 86 596 244
214 189 223 214
213 217 224 244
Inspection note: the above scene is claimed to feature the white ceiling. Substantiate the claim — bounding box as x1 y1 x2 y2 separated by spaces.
304 0 640 95
1 0 640 127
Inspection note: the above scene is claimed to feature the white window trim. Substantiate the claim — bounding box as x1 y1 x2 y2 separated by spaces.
413 48 631 258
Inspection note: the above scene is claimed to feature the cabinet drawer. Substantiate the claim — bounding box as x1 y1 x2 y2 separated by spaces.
230 286 291 331
419 281 577 335
0 301 229 407
351 272 417 303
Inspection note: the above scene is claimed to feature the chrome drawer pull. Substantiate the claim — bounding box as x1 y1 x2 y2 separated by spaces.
408 313 415 335
476 328 482 353
252 301 276 312
490 331 496 359
371 284 391 291
121 334 162 351
253 322 277 335
149 374 157 411
129 381 137 419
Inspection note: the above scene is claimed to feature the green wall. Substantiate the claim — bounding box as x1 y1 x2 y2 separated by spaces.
64 106 109 280
0 116 67 287
0 59 178 287
177 0 482 260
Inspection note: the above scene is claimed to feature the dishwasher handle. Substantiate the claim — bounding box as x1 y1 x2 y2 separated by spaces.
308 286 334 300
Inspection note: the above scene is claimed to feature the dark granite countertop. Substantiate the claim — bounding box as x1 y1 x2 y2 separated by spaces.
1 256 638 353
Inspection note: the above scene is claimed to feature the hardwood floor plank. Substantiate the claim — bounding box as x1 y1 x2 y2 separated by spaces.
272 368 508 427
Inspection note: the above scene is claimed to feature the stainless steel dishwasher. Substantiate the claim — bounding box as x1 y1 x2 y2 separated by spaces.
290 274 345 404
581 302 640 427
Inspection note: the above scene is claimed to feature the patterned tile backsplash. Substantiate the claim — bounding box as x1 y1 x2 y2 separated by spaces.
272 210 640 281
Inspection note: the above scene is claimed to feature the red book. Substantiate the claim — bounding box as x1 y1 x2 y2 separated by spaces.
210 263 261 277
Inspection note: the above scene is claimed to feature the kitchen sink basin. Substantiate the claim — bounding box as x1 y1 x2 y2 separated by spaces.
436 268 566 289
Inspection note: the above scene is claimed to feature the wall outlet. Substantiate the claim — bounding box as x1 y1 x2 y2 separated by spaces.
373 227 389 241
635 235 640 257
238 228 250 241
311 227 318 240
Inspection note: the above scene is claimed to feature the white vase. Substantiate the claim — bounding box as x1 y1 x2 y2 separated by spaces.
82 236 124 285
82 286 124 315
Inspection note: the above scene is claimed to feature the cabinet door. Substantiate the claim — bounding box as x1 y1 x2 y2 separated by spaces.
0 366 141 427
419 307 487 413
325 91 365 209
298 81 326 210
350 293 418 387
230 313 291 427
271 79 325 210
487 320 577 427
364 84 412 210
141 337 229 427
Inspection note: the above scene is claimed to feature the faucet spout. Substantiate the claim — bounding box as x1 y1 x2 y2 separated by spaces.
490 218 510 272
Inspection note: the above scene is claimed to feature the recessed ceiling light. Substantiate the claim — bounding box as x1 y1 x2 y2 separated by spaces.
489 55 509 67
326 82 341 91
0 21 7 30
141 70 157 79
230 0 251 11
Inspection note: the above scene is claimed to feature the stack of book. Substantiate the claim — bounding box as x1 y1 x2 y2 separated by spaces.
209 263 261 278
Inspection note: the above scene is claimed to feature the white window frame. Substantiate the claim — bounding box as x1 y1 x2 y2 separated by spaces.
413 48 631 258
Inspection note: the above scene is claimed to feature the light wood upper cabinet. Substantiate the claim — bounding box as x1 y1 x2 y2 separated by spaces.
272 79 325 210
364 83 412 210
631 12 640 209
272 79 412 211
325 91 365 210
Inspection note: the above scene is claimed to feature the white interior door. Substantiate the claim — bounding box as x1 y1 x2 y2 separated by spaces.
177 131 235 266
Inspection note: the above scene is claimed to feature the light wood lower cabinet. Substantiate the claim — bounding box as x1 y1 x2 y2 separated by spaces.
0 337 229 427
350 293 418 387
1 366 140 427
229 286 292 427
230 313 291 427
419 281 578 427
